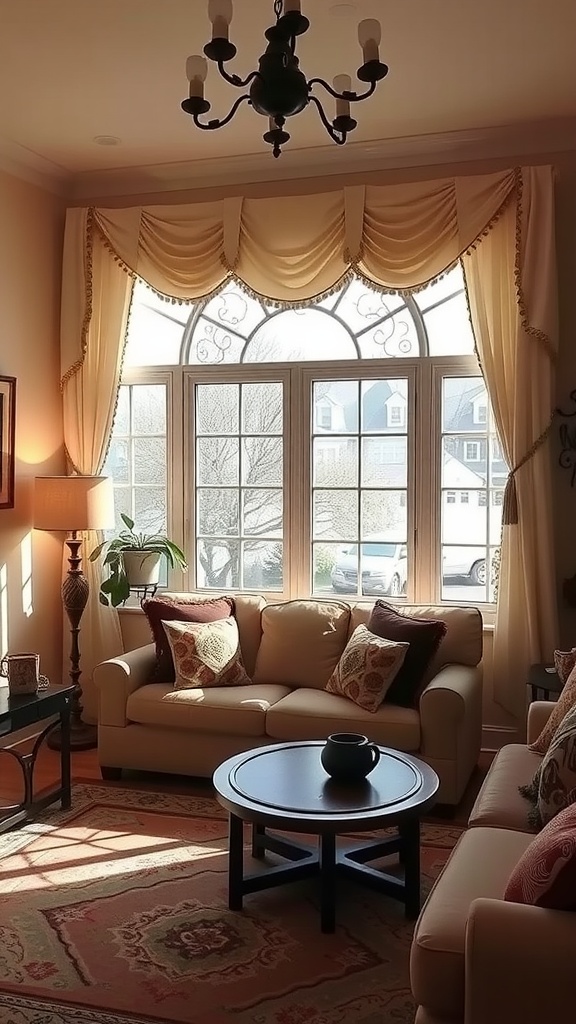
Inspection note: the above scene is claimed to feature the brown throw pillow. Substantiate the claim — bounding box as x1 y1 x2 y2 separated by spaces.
325 625 409 713
529 662 576 755
142 595 234 682
367 601 447 707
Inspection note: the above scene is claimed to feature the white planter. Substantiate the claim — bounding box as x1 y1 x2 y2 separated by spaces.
122 550 162 588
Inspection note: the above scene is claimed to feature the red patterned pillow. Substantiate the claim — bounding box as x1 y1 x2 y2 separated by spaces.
142 595 234 682
504 801 576 909
554 648 576 685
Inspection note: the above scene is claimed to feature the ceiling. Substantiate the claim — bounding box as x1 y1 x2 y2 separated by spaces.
1 0 575 199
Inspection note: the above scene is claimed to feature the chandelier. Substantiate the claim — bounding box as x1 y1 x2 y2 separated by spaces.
182 0 388 158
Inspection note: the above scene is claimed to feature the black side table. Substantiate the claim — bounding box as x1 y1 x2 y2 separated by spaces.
528 663 563 702
0 683 73 833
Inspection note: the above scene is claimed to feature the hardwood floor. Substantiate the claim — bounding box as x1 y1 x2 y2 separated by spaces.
0 739 493 825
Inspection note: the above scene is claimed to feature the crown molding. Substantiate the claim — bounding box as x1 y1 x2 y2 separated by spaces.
2 116 576 203
0 135 72 197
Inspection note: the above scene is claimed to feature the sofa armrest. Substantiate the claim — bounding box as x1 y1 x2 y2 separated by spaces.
465 897 575 1024
419 664 482 804
94 644 156 728
527 699 556 744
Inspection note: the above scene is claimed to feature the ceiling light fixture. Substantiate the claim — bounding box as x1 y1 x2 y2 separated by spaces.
181 0 388 158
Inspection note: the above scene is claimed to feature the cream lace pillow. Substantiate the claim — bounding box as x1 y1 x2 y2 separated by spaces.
162 618 251 689
326 625 409 713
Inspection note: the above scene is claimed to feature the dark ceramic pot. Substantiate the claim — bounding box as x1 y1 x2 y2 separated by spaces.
320 732 380 783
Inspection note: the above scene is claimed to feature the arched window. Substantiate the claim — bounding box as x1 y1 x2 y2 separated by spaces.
107 264 504 605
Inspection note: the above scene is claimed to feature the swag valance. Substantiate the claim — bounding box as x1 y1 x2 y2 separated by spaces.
61 164 559 725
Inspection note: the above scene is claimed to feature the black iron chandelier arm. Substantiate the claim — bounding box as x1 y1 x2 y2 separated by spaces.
216 63 263 90
308 95 347 145
307 77 377 104
193 93 252 131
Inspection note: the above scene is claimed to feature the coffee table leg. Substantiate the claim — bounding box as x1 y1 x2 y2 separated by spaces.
228 813 244 911
319 832 336 934
400 817 421 919
252 823 266 859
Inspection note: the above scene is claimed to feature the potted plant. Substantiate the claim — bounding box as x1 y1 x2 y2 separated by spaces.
89 513 187 607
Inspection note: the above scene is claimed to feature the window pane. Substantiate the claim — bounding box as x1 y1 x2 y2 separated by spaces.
362 490 407 540
245 309 357 362
313 490 358 540
125 281 190 367
314 438 358 487
441 544 489 602
330 541 408 598
133 438 166 485
134 488 166 534
132 385 166 434
357 313 420 359
197 437 239 486
361 437 407 487
362 378 408 433
194 381 284 592
313 380 359 433
332 279 405 335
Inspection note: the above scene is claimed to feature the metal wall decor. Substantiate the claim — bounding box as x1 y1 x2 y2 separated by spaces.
0 376 16 509
557 389 576 487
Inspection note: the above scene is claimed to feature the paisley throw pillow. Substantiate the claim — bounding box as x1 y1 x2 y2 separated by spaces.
162 618 251 689
326 624 409 713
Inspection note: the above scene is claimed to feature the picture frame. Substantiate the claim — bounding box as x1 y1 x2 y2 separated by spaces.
0 376 16 509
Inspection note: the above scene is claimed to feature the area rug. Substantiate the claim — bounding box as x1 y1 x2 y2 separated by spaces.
0 783 463 1024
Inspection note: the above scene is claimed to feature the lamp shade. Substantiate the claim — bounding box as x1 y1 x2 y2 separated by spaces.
34 475 115 532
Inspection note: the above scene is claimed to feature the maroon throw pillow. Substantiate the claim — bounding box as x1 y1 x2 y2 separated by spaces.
367 600 447 707
504 801 576 909
142 596 235 682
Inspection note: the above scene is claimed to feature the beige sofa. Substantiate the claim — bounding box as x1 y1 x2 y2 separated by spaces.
93 595 483 805
411 700 573 1024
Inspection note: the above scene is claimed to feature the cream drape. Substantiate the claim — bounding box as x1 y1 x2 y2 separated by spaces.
462 166 558 721
61 208 133 724
61 165 558 722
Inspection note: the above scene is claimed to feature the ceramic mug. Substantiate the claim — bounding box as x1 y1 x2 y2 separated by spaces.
320 732 381 783
0 653 49 695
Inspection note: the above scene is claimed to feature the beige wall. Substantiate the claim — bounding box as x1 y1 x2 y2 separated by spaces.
0 169 65 689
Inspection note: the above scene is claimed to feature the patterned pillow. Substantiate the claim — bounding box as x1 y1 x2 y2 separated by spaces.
162 618 251 690
521 702 576 828
367 601 447 707
504 801 576 909
142 595 234 682
554 648 576 685
325 624 409 713
529 663 576 755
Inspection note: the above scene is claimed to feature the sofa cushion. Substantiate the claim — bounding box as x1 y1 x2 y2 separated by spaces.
367 601 447 706
126 682 291 737
529 662 576 755
163 618 251 689
142 594 234 682
410 826 533 1020
468 744 541 832
265 687 421 750
505 801 576 910
253 600 350 690
326 624 409 712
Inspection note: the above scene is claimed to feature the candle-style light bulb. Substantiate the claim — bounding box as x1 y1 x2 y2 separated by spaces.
208 0 233 40
358 19 381 63
333 74 351 119
186 55 208 99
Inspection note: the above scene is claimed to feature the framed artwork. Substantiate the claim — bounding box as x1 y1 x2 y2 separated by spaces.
0 376 16 509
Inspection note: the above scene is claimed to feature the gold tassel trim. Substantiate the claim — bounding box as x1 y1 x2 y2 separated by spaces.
99 277 137 471
60 207 96 392
513 168 556 361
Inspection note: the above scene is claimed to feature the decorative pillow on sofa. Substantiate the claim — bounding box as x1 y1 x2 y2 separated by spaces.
162 618 251 690
529 663 576 755
325 625 409 713
554 648 576 685
367 600 447 707
504 801 576 910
520 701 576 828
142 595 234 683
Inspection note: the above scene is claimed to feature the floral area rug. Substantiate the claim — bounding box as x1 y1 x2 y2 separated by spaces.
0 783 463 1024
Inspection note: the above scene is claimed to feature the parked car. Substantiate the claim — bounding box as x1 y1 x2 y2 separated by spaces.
331 541 408 597
442 548 487 585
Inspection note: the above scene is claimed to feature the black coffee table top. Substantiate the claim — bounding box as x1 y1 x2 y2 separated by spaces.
213 741 439 833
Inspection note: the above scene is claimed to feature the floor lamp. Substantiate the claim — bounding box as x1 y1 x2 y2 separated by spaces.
34 475 115 750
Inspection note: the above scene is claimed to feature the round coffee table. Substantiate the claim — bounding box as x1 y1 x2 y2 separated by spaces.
213 740 439 933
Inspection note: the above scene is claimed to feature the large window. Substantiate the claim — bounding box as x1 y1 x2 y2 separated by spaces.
104 265 505 605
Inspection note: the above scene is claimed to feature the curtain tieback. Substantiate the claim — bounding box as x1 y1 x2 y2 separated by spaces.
502 416 554 525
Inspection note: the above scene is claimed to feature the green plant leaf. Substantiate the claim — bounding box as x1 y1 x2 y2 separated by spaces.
120 512 135 531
